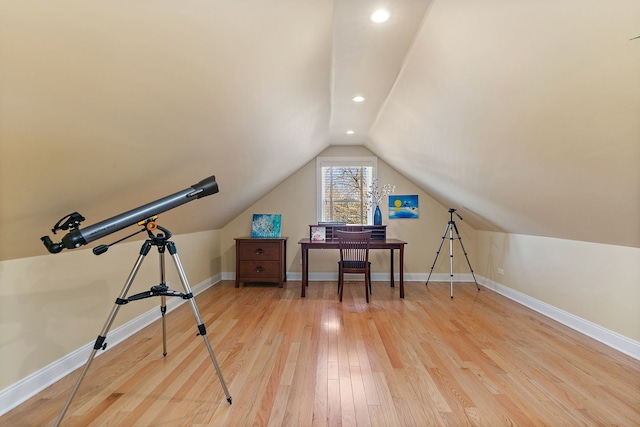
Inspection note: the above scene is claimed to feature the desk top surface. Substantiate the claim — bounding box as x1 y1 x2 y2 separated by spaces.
299 238 406 246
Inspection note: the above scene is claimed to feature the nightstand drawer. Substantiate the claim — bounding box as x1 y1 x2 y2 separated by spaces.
238 260 281 279
238 242 280 261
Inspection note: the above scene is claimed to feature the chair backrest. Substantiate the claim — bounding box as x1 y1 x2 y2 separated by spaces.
337 230 372 267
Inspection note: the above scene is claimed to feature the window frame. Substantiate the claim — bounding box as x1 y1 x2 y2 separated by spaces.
316 156 378 224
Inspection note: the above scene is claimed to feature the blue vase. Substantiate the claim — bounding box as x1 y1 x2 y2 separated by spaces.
373 205 382 225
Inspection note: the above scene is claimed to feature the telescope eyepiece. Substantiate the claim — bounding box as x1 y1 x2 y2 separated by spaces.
41 236 64 254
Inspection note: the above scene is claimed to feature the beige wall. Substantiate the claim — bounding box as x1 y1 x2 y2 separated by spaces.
0 229 221 390
476 231 640 342
221 146 476 280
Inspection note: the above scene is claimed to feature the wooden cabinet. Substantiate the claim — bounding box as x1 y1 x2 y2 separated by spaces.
234 237 287 287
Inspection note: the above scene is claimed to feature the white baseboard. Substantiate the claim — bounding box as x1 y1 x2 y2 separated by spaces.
285 272 476 283
221 271 235 281
478 276 640 361
0 275 220 417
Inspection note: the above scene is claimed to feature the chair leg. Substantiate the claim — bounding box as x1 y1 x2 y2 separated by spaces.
339 272 344 302
365 271 370 303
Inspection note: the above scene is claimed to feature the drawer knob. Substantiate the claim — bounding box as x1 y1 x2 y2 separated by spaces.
255 266 264 273
255 248 264 255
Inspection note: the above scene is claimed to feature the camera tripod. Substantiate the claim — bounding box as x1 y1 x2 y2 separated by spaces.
425 208 480 298
54 220 231 427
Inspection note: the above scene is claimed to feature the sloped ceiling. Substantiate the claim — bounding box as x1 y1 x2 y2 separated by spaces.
369 0 640 247
1 0 638 261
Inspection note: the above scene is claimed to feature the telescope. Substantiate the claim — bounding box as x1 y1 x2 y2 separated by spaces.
41 175 218 254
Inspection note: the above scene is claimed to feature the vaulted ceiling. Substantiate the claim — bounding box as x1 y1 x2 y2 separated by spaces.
1 0 639 261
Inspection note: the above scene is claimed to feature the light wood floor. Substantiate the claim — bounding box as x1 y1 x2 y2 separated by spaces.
2 280 639 426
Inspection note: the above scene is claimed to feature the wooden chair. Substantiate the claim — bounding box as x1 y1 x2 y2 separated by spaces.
337 230 372 302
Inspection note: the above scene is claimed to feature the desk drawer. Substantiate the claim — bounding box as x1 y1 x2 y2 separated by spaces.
238 242 280 260
238 260 281 280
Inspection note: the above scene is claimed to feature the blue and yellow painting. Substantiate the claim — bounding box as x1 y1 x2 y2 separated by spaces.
388 195 419 219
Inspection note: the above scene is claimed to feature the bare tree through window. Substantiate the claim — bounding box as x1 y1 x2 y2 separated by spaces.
320 164 373 224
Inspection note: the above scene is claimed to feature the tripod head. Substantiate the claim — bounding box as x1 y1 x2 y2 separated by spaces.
448 208 463 221
91 216 172 256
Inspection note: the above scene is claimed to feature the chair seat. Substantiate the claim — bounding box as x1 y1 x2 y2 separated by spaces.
339 260 370 270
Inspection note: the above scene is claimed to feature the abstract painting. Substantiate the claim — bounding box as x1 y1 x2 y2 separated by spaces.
251 214 282 237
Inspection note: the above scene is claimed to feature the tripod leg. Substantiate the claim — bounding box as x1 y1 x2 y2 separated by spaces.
426 222 451 286
452 222 480 291
167 242 233 404
158 249 168 357
160 295 168 357
54 250 149 427
449 221 454 298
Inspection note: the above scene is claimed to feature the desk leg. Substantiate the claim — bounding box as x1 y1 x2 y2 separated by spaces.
301 247 308 297
399 245 405 298
389 249 395 288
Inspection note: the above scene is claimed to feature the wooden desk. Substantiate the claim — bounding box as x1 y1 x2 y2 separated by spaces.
298 238 407 298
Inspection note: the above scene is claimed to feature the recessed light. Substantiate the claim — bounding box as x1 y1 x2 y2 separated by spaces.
346 130 355 135
352 96 365 103
370 9 390 23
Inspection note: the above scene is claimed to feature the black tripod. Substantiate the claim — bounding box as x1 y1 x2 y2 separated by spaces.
54 220 231 427
425 209 480 298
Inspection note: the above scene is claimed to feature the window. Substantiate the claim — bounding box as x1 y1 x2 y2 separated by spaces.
317 157 377 224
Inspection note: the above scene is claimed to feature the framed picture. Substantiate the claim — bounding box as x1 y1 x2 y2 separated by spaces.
251 214 282 238
389 195 419 219
310 226 326 241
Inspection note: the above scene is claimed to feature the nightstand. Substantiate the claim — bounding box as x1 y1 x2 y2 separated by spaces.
234 237 287 287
